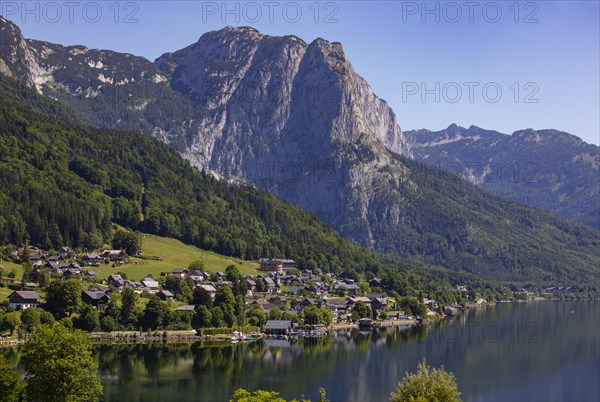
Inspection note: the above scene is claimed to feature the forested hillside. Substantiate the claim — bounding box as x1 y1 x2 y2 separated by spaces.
0 75 598 286
0 75 379 273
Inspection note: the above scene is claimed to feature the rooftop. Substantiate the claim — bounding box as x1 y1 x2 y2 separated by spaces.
265 320 292 330
11 291 41 299
83 290 109 300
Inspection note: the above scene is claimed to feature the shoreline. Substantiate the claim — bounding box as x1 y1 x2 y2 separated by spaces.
87 319 419 345
2 299 597 346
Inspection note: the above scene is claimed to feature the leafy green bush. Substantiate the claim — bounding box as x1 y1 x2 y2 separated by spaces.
390 359 461 402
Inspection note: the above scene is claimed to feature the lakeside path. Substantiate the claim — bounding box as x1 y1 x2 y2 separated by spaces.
330 318 417 331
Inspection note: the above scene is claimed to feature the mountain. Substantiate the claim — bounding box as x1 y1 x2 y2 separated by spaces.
1 17 598 285
0 17 412 246
405 124 600 229
6 72 546 303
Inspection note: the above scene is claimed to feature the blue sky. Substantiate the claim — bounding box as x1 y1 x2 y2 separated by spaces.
4 0 599 144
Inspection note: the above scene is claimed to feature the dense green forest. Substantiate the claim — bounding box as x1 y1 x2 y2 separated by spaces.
0 76 598 288
368 152 600 284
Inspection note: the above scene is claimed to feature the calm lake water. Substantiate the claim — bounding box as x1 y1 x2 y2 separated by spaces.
94 301 599 402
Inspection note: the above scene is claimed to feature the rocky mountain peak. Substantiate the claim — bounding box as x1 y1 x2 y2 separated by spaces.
218 25 261 34
405 124 600 228
446 123 461 132
0 15 38 86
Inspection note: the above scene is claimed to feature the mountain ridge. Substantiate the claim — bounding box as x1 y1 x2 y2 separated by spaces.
405 124 600 228
1 17 598 285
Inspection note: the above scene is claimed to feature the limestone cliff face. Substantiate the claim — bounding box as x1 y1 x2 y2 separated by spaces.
154 28 411 168
0 16 53 90
0 18 415 248
154 28 414 244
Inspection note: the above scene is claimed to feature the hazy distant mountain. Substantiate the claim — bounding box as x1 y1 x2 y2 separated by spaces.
405 124 600 229
1 16 598 283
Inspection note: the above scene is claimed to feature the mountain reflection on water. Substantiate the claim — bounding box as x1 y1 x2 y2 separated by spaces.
96 301 599 402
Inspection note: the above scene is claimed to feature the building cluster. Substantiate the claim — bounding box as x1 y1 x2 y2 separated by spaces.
17 246 128 285
5 252 405 324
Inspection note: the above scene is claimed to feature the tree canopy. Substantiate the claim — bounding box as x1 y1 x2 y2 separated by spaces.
0 354 24 402
390 359 461 402
44 279 82 319
112 229 142 255
21 324 103 402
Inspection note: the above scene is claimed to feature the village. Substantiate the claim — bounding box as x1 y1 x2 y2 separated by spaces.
0 244 458 340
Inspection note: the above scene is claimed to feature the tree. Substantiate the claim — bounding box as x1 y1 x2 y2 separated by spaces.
48 223 63 250
111 229 142 256
1 312 20 335
179 285 193 304
268 308 283 321
21 324 103 402
358 282 372 296
214 286 236 311
319 307 333 326
39 311 56 326
194 305 212 328
172 310 193 330
32 268 51 288
120 287 140 328
306 259 318 272
334 285 347 297
21 307 41 333
389 359 461 402
74 304 100 332
45 279 82 319
210 306 225 328
303 306 323 326
235 294 245 319
255 279 266 293
246 307 267 328
188 260 205 271
22 264 34 283
100 315 118 332
213 286 238 327
0 354 24 402
398 297 428 318
103 299 121 319
351 301 372 320
164 276 184 295
300 306 332 326
192 286 213 308
225 265 247 297
59 317 74 331
225 265 239 282
223 306 237 327
140 295 171 330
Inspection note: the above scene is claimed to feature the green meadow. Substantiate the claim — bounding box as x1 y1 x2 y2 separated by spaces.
92 234 260 281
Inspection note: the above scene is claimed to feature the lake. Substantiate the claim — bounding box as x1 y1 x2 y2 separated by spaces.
95 301 599 402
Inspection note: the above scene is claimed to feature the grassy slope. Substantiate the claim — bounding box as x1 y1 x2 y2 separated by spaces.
92 234 260 281
0 261 24 301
